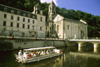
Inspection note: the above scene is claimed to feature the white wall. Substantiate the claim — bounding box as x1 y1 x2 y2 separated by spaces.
0 11 46 37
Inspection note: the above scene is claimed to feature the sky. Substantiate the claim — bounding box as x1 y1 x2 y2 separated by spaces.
40 0 100 16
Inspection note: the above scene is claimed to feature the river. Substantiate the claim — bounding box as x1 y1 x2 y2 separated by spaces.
0 47 100 67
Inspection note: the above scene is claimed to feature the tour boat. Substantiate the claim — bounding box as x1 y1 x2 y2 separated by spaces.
15 46 63 63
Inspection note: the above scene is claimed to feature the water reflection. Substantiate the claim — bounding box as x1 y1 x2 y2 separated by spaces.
0 47 100 67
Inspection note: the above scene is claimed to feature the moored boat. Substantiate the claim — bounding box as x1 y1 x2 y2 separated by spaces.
15 46 63 63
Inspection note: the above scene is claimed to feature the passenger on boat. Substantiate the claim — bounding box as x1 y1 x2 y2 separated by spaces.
23 51 27 59
41 51 44 55
31 51 35 58
18 50 22 62
18 50 22 56
48 50 50 53
38 51 41 56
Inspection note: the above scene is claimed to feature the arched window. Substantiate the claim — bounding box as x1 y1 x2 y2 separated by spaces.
57 25 59 33
28 14 30 17
11 10 14 13
40 17 42 21
23 13 26 16
33 16 35 18
17 11 20 15
4 7 7 11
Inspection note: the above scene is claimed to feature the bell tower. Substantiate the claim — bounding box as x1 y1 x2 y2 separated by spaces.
48 1 57 37
32 2 40 14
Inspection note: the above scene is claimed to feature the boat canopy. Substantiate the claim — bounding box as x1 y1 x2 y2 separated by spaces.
23 46 55 51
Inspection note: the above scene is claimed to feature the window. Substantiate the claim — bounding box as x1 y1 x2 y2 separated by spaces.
23 18 25 22
33 16 35 18
11 15 13 20
17 11 20 14
57 25 59 33
32 26 34 30
67 25 69 29
28 14 30 17
17 17 20 21
23 24 25 28
10 22 13 27
28 19 30 23
3 21 6 26
50 27 51 30
33 20 34 24
17 23 19 28
23 13 26 16
11 10 14 13
40 27 42 30
4 7 7 11
28 25 30 29
4 14 7 18
40 17 42 21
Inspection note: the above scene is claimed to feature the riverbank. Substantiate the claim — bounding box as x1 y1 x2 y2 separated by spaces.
0 38 67 51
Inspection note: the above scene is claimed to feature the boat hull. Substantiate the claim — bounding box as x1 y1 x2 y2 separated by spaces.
15 52 63 63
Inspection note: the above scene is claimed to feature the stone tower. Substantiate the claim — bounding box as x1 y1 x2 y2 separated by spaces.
32 2 43 14
48 1 57 37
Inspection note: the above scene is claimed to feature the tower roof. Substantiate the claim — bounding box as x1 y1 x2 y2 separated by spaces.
50 1 56 6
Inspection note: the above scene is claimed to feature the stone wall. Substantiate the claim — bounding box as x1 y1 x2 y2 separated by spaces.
0 38 66 50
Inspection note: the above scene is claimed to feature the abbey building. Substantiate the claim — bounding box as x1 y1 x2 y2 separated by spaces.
0 1 87 39
0 3 45 37
46 1 87 39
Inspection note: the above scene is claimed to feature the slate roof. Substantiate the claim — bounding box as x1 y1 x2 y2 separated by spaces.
0 4 37 19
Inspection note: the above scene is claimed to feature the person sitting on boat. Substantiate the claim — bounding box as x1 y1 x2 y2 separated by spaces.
48 50 50 54
23 51 27 59
41 51 44 55
46 49 50 54
38 51 41 56
31 51 35 58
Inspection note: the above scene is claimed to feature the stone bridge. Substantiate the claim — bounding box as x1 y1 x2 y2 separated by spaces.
66 39 100 53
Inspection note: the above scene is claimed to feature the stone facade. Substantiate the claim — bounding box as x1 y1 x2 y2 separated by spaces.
0 1 87 39
53 14 87 39
0 3 46 37
46 1 57 37
46 1 87 39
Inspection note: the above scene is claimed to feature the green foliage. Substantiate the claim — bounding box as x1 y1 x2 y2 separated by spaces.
0 0 100 37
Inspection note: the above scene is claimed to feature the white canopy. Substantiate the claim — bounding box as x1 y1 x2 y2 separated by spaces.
23 46 55 51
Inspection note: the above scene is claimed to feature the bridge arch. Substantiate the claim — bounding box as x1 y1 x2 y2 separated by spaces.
78 42 94 52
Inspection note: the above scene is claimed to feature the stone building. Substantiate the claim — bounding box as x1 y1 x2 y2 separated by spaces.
0 3 46 37
46 1 57 37
54 14 87 39
46 1 87 39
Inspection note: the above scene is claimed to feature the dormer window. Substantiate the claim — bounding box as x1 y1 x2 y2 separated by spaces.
4 7 7 11
11 10 14 13
23 13 26 16
28 14 30 17
17 11 20 15
33 16 35 19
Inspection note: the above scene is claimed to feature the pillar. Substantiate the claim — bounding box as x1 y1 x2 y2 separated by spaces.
78 42 86 52
78 43 82 51
94 43 99 53
94 44 98 49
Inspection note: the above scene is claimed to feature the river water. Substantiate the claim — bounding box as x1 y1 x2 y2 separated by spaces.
0 47 100 67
